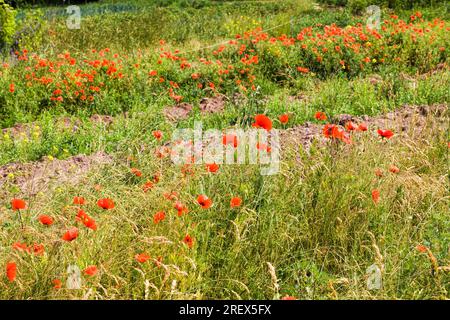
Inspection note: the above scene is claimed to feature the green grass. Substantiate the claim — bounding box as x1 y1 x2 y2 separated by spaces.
0 0 448 300
0 112 448 299
0 69 448 166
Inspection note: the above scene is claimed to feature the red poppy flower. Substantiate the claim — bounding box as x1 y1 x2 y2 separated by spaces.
84 265 98 276
73 197 86 205
322 124 352 144
142 181 154 192
314 112 327 121
12 242 29 252
33 244 45 255
97 198 115 210
131 168 142 177
377 129 394 139
197 195 213 209
322 124 331 138
206 163 219 173
153 211 166 224
39 215 54 226
389 165 400 174
358 123 368 131
279 114 289 124
223 134 238 148
345 121 357 131
62 227 79 241
76 209 97 230
252 114 273 131
174 201 188 216
53 279 62 289
281 295 297 300
76 209 88 221
183 234 194 248
297 66 309 73
164 191 178 201
152 130 163 140
416 244 428 253
6 262 17 282
11 199 26 211
9 83 15 93
374 168 383 177
135 253 151 263
230 197 242 208
372 189 380 204
84 216 97 230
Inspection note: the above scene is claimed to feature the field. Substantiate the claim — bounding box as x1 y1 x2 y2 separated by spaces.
0 0 448 300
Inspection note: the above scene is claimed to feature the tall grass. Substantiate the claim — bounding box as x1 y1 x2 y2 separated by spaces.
0 111 447 299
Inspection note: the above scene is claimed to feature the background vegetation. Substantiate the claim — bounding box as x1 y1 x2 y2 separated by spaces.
0 0 448 300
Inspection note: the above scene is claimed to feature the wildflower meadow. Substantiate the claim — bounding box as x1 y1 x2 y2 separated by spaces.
0 0 448 302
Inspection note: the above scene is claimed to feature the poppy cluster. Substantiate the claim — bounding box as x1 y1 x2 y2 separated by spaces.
3 13 445 114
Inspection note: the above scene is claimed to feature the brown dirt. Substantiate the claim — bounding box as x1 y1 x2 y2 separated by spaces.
90 114 114 126
419 63 448 79
164 102 193 121
231 93 247 106
2 122 40 139
333 104 447 133
282 103 448 154
287 93 309 103
0 152 113 197
281 121 323 152
367 74 383 85
0 104 446 198
199 95 226 114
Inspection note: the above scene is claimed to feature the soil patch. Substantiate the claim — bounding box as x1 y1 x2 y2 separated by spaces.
0 152 113 197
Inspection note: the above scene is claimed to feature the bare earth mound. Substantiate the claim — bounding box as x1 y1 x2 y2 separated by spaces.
0 152 113 197
282 103 448 153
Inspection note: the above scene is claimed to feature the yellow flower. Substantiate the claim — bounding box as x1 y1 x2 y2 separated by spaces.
372 58 377 63
48 155 54 161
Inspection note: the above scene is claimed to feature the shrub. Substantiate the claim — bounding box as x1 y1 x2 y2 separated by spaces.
15 8 47 53
347 0 371 14
0 0 16 50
